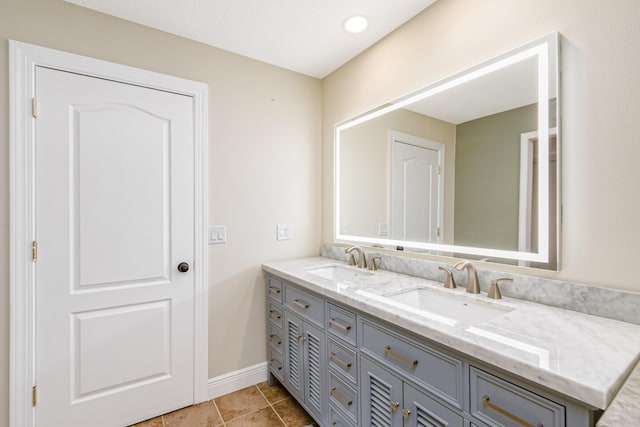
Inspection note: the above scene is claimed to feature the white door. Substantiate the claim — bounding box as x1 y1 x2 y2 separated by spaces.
35 66 195 426
390 132 443 243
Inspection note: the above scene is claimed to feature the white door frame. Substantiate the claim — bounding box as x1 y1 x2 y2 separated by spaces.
9 40 209 427
518 127 557 266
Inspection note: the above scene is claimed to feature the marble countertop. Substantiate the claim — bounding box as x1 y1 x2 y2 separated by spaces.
262 256 640 410
597 361 640 426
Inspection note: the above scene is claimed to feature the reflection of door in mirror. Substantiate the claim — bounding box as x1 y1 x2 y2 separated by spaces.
519 131 558 269
390 131 444 243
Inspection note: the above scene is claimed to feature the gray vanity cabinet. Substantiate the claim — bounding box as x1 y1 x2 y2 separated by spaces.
266 277 285 382
283 310 326 421
360 356 463 427
265 274 597 427
326 302 360 426
282 287 327 424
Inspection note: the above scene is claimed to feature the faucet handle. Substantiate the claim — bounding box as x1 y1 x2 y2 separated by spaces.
438 266 457 289
368 256 381 271
346 251 356 266
488 278 513 299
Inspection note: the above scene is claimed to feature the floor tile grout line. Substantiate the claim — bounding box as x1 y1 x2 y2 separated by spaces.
216 385 273 425
256 384 288 426
209 398 226 427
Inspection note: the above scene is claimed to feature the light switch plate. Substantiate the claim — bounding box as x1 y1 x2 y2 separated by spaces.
209 226 227 244
277 224 292 241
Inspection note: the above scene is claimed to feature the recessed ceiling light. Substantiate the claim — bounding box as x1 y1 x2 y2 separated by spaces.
343 15 368 34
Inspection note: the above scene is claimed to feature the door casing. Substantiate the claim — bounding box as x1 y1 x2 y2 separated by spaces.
9 40 209 427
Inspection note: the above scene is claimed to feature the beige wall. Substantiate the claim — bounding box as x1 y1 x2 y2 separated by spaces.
323 0 640 290
0 1 321 425
455 103 538 251
455 101 557 252
339 109 455 241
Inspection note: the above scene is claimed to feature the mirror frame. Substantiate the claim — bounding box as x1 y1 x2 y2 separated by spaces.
334 32 560 266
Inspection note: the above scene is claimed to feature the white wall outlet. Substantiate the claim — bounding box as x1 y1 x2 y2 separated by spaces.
209 226 227 244
378 223 389 237
277 224 292 241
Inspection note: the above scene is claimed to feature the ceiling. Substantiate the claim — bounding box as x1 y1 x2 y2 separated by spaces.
64 0 438 79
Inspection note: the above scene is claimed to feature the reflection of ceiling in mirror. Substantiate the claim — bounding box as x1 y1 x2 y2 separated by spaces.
405 56 543 124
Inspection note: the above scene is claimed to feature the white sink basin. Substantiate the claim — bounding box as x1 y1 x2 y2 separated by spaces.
386 288 514 324
307 265 373 283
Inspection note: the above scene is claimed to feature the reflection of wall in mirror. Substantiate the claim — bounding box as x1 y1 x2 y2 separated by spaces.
339 108 455 240
454 99 557 252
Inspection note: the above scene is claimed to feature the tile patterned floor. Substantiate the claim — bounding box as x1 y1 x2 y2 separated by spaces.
130 381 318 427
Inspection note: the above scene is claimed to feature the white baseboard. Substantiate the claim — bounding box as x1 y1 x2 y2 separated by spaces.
207 362 269 400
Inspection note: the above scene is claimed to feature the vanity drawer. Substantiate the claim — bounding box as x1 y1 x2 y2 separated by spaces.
327 303 357 346
329 372 358 424
328 338 358 385
470 366 565 427
267 301 283 329
269 350 284 382
284 285 324 326
360 318 463 408
267 324 284 355
329 406 355 427
267 276 283 303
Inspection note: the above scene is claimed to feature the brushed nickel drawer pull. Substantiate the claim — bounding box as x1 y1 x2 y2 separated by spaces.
330 387 353 407
384 346 418 367
292 299 309 309
482 396 543 427
269 335 281 345
329 318 352 332
268 310 281 320
330 352 352 370
268 286 281 295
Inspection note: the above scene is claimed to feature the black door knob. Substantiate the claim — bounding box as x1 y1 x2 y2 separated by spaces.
177 262 190 273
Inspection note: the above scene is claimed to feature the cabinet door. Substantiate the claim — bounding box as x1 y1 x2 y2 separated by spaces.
403 383 463 427
360 356 403 427
304 320 326 422
284 311 304 401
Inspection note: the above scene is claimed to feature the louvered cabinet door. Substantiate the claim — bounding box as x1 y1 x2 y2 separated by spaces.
403 383 463 427
360 356 403 427
303 321 326 422
284 311 305 401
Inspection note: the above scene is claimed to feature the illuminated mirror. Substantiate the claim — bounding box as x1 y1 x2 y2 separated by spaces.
335 33 559 269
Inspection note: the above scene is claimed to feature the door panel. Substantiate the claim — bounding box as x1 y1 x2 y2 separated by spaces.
72 300 171 400
74 104 171 288
360 356 403 427
35 66 195 426
304 321 326 421
284 311 304 400
404 383 463 427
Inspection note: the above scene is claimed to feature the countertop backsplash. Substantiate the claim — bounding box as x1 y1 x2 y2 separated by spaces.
321 244 640 325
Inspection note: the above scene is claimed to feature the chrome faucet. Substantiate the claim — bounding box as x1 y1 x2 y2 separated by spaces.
345 246 367 269
453 261 481 294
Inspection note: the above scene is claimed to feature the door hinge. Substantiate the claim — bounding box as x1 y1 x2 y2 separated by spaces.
437 165 441 175
32 385 37 406
32 98 38 118
32 241 38 261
